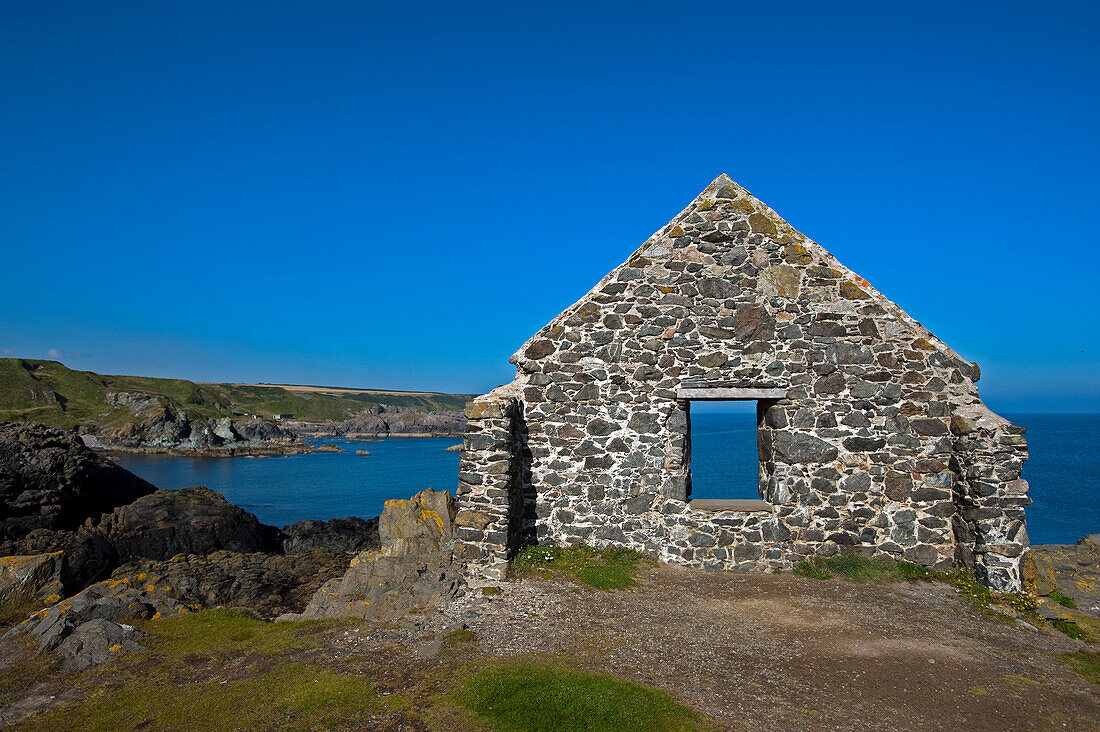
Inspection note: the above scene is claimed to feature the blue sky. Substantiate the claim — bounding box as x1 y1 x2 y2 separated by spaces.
1 1 1097 412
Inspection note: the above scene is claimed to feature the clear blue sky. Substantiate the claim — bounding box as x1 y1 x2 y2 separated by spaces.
1 1 1097 412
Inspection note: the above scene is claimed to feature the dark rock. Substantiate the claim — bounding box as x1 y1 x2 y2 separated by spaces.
884 471 913 501
281 516 380 554
0 423 155 542
97 487 281 563
910 418 949 436
842 436 885 453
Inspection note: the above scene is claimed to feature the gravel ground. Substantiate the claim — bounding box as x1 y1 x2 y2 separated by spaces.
360 564 1100 731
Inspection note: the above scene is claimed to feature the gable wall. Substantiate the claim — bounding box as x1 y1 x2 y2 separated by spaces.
454 176 1030 590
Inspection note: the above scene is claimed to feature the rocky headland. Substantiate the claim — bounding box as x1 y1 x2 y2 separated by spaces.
0 358 471 458
287 404 465 439
60 390 304 456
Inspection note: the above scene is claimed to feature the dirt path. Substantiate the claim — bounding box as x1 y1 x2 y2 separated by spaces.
393 565 1100 731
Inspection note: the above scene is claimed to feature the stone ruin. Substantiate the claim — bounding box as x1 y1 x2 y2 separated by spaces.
454 175 1030 590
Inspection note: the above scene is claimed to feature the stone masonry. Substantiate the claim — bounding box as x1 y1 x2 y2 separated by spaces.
454 175 1030 590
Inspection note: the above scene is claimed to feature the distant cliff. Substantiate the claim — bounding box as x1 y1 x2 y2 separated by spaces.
0 358 473 452
287 405 465 438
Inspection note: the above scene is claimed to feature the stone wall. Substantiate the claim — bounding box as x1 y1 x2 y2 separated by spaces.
455 175 1030 589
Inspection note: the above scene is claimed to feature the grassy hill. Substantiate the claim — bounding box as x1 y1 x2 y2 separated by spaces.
0 358 475 430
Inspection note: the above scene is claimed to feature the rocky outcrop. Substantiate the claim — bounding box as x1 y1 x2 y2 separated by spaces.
294 488 461 621
1023 535 1100 614
290 406 464 438
0 423 155 542
55 618 146 671
281 516 379 554
0 552 67 607
79 411 304 455
97 486 282 562
0 429 459 670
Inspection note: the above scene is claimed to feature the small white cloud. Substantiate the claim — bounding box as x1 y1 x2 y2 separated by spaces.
1 348 13 356
45 348 88 360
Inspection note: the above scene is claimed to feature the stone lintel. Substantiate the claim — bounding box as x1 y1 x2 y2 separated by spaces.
676 387 787 401
688 499 775 513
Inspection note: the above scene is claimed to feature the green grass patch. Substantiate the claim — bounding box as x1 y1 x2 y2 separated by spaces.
1051 618 1085 640
29 662 378 731
1049 588 1077 609
792 553 933 584
143 607 332 663
456 661 709 732
1057 651 1100 685
791 552 1044 623
512 545 647 590
21 609 377 732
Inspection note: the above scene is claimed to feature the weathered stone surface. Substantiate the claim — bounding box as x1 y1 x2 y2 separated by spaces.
54 618 146 671
298 489 461 620
772 432 838 464
456 175 1029 588
0 552 66 607
1020 550 1057 596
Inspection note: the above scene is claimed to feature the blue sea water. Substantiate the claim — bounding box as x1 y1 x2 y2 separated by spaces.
117 414 1099 544
117 436 461 528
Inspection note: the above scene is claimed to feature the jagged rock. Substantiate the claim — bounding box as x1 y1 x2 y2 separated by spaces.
0 423 155 542
55 618 146 671
4 526 117 591
10 581 159 653
281 516 379 554
0 551 67 607
297 489 461 621
96 486 282 562
1026 538 1100 614
380 488 457 555
80 412 299 455
1021 550 1057 596
101 548 356 620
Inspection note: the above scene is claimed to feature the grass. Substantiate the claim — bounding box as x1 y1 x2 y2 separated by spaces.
0 357 473 429
456 661 709 732
511 545 648 590
793 553 934 584
19 609 379 732
792 552 1042 622
0 596 42 630
1051 618 1085 640
1057 651 1100 685
1049 588 1077 609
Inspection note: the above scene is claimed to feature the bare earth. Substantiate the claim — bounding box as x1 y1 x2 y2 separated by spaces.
396 565 1098 731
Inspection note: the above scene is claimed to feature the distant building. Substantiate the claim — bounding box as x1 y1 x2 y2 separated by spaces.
272 414 293 420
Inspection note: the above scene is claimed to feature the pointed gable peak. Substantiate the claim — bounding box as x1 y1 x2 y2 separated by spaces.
688 173 760 210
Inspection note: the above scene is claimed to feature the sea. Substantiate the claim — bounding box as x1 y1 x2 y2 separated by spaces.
116 413 1099 545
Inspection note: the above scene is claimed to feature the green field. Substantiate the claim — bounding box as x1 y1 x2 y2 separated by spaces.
0 358 474 430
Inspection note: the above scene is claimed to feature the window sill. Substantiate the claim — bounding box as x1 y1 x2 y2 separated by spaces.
687 499 774 513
